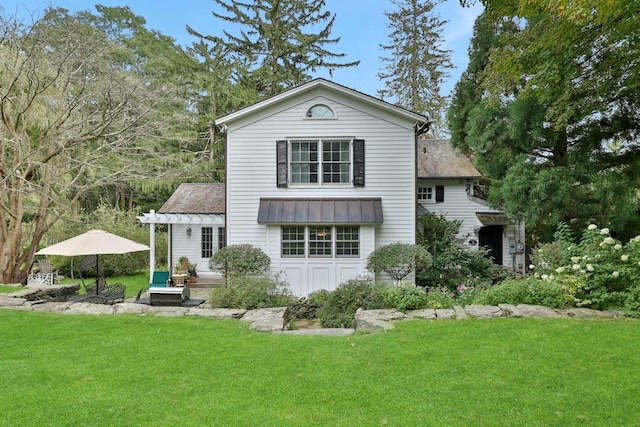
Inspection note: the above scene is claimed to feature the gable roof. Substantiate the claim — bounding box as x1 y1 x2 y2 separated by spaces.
158 183 225 214
215 78 429 130
417 138 482 179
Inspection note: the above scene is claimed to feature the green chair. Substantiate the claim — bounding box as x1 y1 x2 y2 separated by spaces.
149 271 170 288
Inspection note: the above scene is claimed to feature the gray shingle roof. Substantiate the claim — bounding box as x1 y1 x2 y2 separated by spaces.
417 138 482 179
158 183 225 214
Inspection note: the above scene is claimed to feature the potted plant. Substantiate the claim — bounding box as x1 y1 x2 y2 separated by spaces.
178 256 189 271
187 263 197 277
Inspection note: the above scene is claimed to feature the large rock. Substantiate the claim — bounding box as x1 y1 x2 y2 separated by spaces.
453 305 468 320
435 309 456 320
562 307 624 318
498 304 523 317
406 308 436 319
186 308 247 319
464 305 503 319
516 304 562 318
354 308 397 332
241 307 288 331
114 302 152 315
64 302 116 315
32 302 73 313
0 297 28 307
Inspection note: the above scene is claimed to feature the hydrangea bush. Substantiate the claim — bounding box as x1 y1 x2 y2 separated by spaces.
530 223 640 311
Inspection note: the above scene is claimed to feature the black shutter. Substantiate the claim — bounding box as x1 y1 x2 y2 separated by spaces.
276 140 288 188
353 139 365 187
435 185 444 202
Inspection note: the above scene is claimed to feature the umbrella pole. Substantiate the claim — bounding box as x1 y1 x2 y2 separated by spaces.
95 255 100 295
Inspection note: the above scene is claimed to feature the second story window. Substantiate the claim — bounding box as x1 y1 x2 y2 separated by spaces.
291 139 350 185
284 138 361 186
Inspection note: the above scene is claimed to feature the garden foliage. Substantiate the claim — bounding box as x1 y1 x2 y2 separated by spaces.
366 242 432 282
209 276 293 309
530 223 640 312
209 244 270 278
416 213 512 292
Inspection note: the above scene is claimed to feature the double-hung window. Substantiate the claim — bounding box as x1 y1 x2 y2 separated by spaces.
278 138 364 187
281 226 360 258
290 139 350 185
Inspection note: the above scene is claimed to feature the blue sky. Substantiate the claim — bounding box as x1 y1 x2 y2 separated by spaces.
3 0 483 97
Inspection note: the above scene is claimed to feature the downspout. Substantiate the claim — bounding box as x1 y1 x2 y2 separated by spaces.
414 120 431 284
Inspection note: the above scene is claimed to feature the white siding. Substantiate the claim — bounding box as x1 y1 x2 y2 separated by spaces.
418 179 526 273
226 92 416 295
170 224 223 274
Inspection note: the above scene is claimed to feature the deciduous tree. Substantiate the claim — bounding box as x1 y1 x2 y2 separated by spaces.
0 8 192 283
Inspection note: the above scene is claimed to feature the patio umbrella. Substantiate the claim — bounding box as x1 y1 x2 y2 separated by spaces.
36 229 150 293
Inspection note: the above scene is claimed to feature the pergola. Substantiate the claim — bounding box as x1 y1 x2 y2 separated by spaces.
137 209 225 278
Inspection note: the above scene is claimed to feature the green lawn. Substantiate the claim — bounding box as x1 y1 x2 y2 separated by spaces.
0 310 638 426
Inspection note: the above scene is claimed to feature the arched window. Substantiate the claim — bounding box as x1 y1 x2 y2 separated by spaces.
305 104 335 119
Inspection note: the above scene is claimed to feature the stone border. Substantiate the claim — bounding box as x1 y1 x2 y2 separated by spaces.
0 287 627 335
354 304 626 332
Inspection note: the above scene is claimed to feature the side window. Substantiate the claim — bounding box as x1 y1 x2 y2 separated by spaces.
218 227 226 250
418 187 433 201
435 185 445 203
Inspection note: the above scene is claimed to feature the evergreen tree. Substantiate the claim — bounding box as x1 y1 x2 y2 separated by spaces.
196 0 359 98
378 0 452 136
448 3 640 243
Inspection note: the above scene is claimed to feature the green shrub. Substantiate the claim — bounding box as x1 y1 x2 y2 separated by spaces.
209 276 293 309
373 282 430 311
287 298 324 320
416 212 513 291
366 243 432 282
473 277 575 308
209 244 270 278
317 278 379 328
622 284 640 317
423 288 456 309
531 223 640 310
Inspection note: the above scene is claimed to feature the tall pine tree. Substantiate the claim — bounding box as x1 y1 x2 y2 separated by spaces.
378 0 452 136
197 0 359 98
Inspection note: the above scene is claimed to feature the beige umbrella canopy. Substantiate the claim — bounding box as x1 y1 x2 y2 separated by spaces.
36 229 150 257
36 229 150 292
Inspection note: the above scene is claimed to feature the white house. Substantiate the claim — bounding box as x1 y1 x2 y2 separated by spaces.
215 79 429 296
417 138 526 273
139 80 526 293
